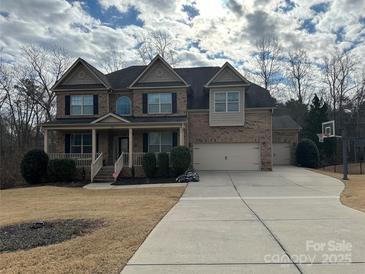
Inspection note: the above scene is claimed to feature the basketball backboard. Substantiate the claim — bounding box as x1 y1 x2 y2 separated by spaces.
322 120 335 137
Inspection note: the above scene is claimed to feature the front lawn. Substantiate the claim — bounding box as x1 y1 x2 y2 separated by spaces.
0 186 184 274
312 169 365 213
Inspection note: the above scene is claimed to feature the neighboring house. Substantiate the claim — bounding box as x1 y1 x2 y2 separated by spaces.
42 55 301 182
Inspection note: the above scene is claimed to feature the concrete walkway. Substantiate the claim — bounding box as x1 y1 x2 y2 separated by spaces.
83 182 186 189
122 167 365 274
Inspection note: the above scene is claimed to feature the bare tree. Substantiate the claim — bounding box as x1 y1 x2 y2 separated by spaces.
286 49 312 103
100 45 126 73
21 45 71 121
137 30 177 65
322 50 357 132
254 36 282 92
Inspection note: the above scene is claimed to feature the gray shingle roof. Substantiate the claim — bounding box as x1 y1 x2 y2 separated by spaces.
105 66 275 109
272 115 302 130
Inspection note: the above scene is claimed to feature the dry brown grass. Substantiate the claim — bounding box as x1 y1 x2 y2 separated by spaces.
0 186 185 274
311 169 365 213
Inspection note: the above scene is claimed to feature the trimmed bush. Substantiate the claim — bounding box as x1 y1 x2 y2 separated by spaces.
171 146 191 176
157 152 170 178
20 149 49 184
48 159 76 182
143 153 157 178
296 139 320 168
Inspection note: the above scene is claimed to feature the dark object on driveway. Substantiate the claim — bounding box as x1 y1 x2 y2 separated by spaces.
176 170 200 183
31 221 45 229
0 219 102 253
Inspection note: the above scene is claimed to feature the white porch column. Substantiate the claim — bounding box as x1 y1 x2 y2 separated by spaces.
179 126 185 146
92 129 96 162
128 128 133 168
43 129 48 153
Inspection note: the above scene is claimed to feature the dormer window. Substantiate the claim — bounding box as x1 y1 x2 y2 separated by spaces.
116 96 132 116
214 91 240 112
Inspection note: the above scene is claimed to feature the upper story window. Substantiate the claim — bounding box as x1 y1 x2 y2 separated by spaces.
214 91 240 112
71 95 93 115
116 96 131 116
148 93 172 113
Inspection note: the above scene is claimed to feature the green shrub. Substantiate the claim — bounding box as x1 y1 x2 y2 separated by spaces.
48 159 76 182
20 149 49 184
143 153 157 178
171 146 191 176
296 139 320 168
157 152 170 177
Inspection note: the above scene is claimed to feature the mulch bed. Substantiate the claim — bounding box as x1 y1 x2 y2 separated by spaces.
0 219 102 253
112 177 177 185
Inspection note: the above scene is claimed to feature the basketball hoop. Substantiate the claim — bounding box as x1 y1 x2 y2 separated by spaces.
317 133 329 143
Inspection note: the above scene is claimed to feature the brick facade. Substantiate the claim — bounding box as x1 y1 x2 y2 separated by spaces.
188 110 273 171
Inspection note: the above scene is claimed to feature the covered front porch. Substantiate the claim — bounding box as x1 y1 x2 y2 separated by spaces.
43 114 186 182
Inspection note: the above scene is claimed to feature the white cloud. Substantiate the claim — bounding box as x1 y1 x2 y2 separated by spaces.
0 0 364 100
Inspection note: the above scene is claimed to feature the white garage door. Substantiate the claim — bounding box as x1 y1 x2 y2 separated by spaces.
273 143 291 165
193 143 260 171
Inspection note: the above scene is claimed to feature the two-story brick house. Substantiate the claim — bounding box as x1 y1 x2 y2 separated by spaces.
42 55 301 182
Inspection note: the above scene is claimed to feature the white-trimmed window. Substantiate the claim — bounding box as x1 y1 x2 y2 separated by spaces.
71 133 92 153
71 95 93 115
148 132 173 152
148 93 172 113
116 96 131 115
214 91 240 112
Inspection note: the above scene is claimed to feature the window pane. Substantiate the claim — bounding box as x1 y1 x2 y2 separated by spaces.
160 93 172 104
71 96 82 106
71 106 81 115
161 145 172 152
227 92 239 102
116 96 131 115
83 105 93 115
71 134 81 146
215 93 226 102
71 146 81 153
228 102 239 112
148 145 160 153
83 95 94 106
161 103 172 113
83 134 91 146
215 103 226 112
148 104 159 113
148 94 159 104
83 146 92 153
161 132 172 145
149 132 160 145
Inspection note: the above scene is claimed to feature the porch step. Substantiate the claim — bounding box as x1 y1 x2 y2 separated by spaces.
93 165 114 183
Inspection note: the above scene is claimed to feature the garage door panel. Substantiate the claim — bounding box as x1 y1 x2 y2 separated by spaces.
273 143 291 165
193 143 260 171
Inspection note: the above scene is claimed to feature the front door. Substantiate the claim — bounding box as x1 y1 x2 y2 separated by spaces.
118 137 129 156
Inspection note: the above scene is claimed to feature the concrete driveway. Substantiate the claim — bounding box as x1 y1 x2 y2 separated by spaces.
122 167 365 274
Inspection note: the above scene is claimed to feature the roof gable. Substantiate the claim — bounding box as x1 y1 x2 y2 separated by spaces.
206 62 250 87
52 58 110 90
91 113 130 124
129 55 188 88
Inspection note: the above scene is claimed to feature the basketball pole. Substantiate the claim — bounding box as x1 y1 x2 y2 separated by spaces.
342 129 349 180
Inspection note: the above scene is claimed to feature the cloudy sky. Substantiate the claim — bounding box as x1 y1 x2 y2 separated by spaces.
1 0 364 80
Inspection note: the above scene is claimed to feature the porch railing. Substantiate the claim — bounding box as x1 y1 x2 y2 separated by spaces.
48 153 101 167
121 152 170 167
91 153 103 182
114 152 124 182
